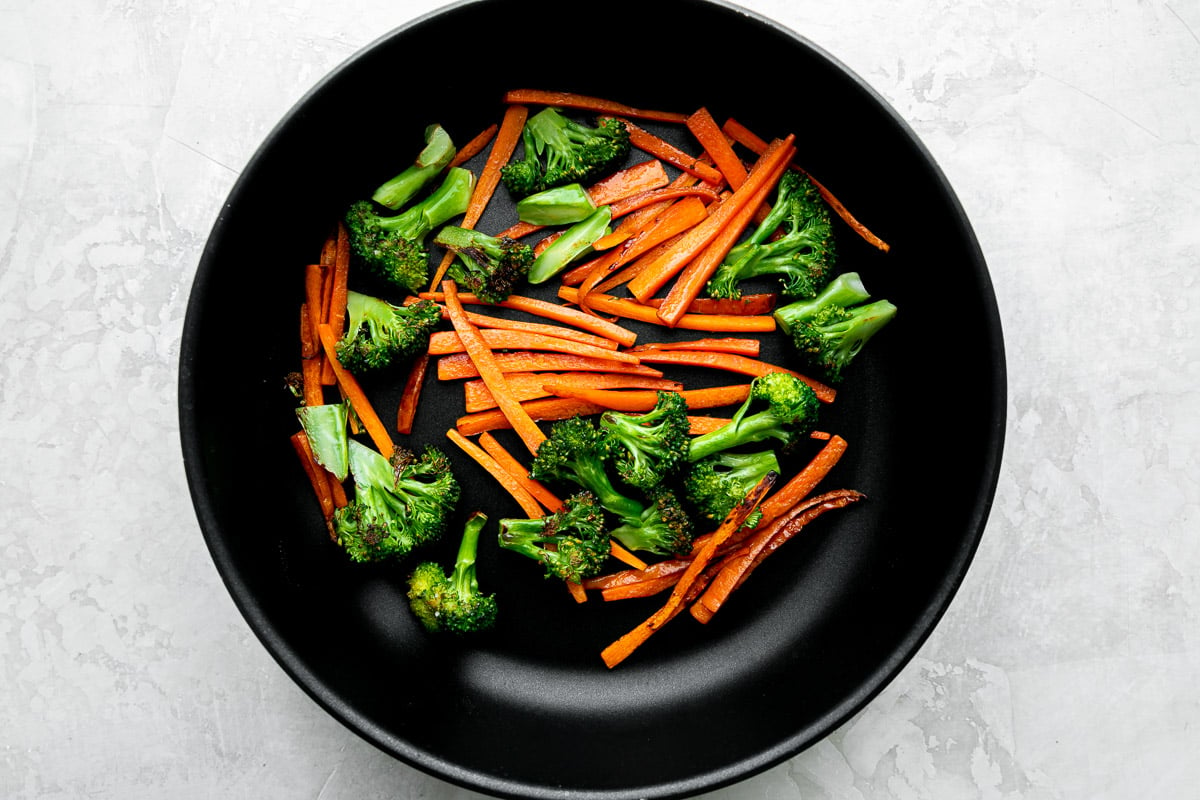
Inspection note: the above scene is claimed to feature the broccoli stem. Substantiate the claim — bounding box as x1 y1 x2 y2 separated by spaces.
774 271 872 333
370 123 456 210
451 511 487 599
528 204 612 284
376 166 474 237
516 183 597 226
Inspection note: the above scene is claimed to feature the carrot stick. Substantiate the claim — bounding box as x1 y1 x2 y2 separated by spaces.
602 571 687 601
686 107 747 189
654 139 797 326
583 558 690 592
299 304 325 408
566 580 589 603
442 281 546 456
455 397 610 437
437 351 665 381
642 293 777 316
290 430 335 523
599 471 777 668
502 89 690 123
463 372 684 413
620 118 724 185
429 104 528 290
427 329 643 364
478 431 563 514
606 184 723 218
692 489 865 621
395 353 429 435
316 323 394 459
626 135 795 305
755 434 849 527
629 337 761 357
687 415 731 435
445 428 544 518
424 302 621 350
320 221 351 385
587 158 671 205
557 287 776 333
448 123 498 168
419 291 638 348
622 349 837 404
722 117 891 253
540 383 752 413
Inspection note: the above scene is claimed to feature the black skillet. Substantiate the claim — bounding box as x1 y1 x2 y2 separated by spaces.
179 1 1006 797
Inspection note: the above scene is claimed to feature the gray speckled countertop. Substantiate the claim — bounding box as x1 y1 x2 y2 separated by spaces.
3 1 1198 798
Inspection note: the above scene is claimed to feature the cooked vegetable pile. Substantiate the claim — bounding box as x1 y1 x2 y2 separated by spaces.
285 89 895 666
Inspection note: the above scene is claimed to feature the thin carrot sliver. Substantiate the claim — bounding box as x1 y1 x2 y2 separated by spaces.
477 431 563 514
642 293 777 316
425 302 620 350
445 428 544 518
395 353 429 435
686 107 747 189
449 123 499 168
502 89 690 124
290 430 334 523
442 281 546 456
540 383 752 413
463 372 683 413
429 104 528 290
687 415 731 435
630 337 761 357
426 329 642 364
437 351 664 381
621 118 724 185
320 221 351 385
419 291 638 348
588 158 671 205
456 397 610 437
623 349 836 404
557 287 776 334
755 434 849 526
316 323 394 459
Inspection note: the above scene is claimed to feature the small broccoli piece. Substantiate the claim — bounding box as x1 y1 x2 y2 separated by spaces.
774 271 897 384
333 441 461 563
515 183 597 226
407 510 498 634
528 414 646 521
344 165 475 293
334 291 441 373
706 170 837 301
598 390 691 492
527 204 612 284
608 487 695 557
500 107 631 197
371 123 456 210
687 372 821 463
498 491 610 583
432 225 533 304
295 402 350 481
684 449 780 530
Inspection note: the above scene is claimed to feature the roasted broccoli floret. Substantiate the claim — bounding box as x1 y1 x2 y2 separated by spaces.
344 165 475 293
774 271 897 384
687 372 821 463
333 441 461 563
607 487 695 557
500 107 631 197
498 491 610 583
371 123 456 210
706 170 837 300
407 510 498 634
334 291 440 373
432 225 533 304
598 390 691 492
528 414 644 521
684 449 780 530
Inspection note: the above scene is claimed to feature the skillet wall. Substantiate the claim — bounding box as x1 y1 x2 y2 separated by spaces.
180 1 1005 798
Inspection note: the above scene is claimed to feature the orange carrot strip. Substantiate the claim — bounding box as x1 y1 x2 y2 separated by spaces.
540 383 752 413
626 135 795 305
566 580 589 603
557 286 776 333
602 572 687 601
427 329 642 364
430 104 528 290
320 221 351 385
623 349 836 404
299 304 325 408
642 293 777 316
395 353 429 436
463 372 684 413
599 471 777 668
606 184 723 218
591 228 633 251
502 89 690 123
456 397 610 437
290 430 335 522
755 434 849 527
588 158 671 205
445 428 544 518
686 107 747 189
425 303 620 350
478 431 563 514
654 139 797 326
583 558 690 592
442 281 546 456
620 118 724 185
419 291 638 348
722 117 891 253
316 323 394 459
629 337 761 357
448 123 499 168
687 415 731 435
437 351 664 381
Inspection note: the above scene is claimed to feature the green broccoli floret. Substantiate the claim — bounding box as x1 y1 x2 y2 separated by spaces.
774 271 897 384
684 449 780 530
607 487 695 557
344 165 475 293
500 107 631 197
498 491 610 583
528 414 645 522
407 510 498 634
598 390 691 492
334 291 441 373
370 123 456 210
706 170 837 300
432 225 533 304
333 440 461 563
687 372 821 463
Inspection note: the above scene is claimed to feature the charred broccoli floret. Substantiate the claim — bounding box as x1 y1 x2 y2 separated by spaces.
432 225 533 304
607 487 695 557
407 511 498 634
598 390 691 492
687 372 821 463
334 291 441 373
684 449 780 530
500 107 630 197
498 491 610 583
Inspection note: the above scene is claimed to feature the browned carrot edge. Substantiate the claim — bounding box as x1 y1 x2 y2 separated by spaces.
620 118 725 185
395 353 430 435
686 107 747 189
445 428 544 518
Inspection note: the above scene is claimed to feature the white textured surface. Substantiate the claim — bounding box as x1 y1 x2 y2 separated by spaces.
3 1 1198 798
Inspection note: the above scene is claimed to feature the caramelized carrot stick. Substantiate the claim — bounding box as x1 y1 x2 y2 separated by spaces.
502 89 690 123
463 372 684 413
478 431 562 514
426 304 620 350
642 293 777 316
557 287 777 333
539 383 752 413
436 351 665 380
621 118 724 185
686 107 747 189
448 123 499 168
395 353 429 435
622 349 836 404
291 430 335 523
755 434 849 527
445 428 544 518
629 337 761 357
320 221 351 385
419 291 638 348
456 397 610 437
316 323 394 459
426 329 642 364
